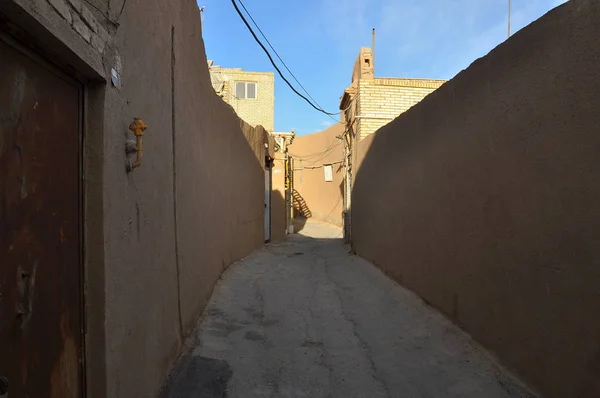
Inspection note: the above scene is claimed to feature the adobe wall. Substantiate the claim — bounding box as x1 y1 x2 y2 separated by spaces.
290 124 345 227
353 1 600 397
0 0 270 396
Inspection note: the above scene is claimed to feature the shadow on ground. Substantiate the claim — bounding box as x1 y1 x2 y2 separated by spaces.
161 354 232 398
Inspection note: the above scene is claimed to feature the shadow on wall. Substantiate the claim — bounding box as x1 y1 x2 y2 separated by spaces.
351 1 600 398
292 188 312 218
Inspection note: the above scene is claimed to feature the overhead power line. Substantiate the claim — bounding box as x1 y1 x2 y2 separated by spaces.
238 0 341 123
294 140 343 165
230 0 340 116
237 0 325 111
294 160 343 171
293 139 340 160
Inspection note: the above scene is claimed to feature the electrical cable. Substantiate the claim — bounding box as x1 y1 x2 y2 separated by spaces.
293 140 343 169
291 138 341 161
294 160 343 170
237 0 345 124
230 0 340 116
237 0 325 112
290 123 353 163
303 141 343 166
293 142 338 160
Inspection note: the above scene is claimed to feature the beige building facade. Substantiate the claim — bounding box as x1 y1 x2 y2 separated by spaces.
340 48 446 139
209 62 275 131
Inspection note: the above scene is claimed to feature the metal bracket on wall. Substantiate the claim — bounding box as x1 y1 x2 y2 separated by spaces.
125 118 148 172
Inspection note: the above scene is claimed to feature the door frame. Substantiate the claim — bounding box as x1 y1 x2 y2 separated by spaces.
0 28 87 397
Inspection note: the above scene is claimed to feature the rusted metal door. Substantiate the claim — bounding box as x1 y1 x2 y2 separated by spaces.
0 38 83 397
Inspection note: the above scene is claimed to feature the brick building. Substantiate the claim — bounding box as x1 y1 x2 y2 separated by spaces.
337 47 446 242
340 48 446 139
209 61 275 131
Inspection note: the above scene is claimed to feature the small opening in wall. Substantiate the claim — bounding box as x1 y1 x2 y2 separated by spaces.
364 59 370 66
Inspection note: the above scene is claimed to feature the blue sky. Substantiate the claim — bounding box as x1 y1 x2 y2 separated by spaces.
200 0 567 135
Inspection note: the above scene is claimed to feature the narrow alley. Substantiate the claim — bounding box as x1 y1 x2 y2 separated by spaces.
162 220 535 398
2 0 599 396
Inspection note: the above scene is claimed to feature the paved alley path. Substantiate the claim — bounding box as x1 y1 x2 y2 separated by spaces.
163 220 536 398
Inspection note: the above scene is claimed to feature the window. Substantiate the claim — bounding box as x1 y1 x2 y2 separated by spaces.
235 81 257 99
323 164 333 182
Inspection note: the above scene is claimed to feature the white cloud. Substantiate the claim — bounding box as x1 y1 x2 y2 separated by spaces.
321 120 333 127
